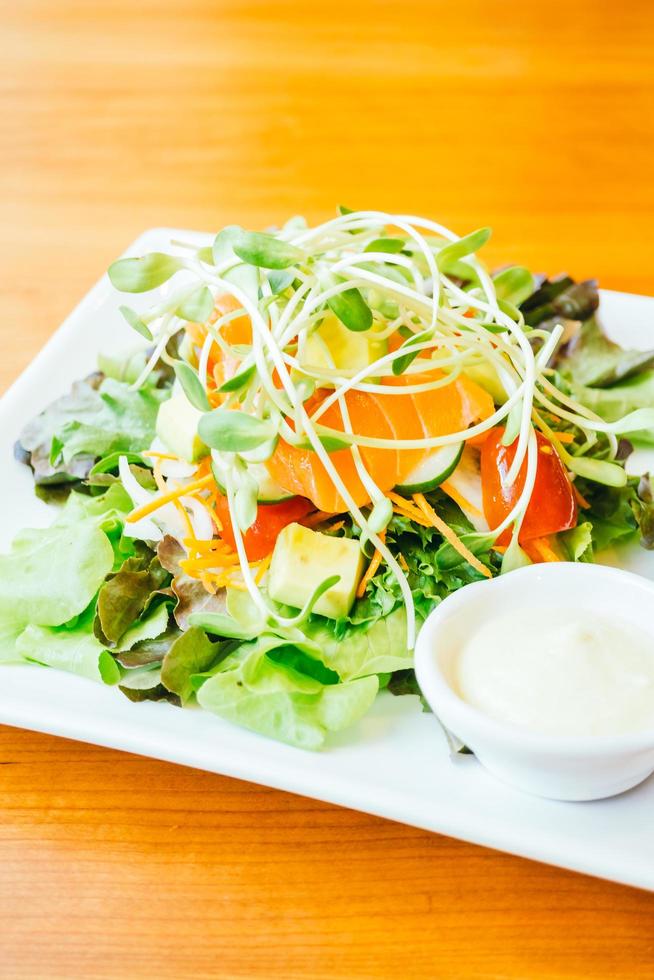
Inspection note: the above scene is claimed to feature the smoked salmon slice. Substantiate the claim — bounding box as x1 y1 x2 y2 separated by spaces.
266 369 494 513
196 296 496 512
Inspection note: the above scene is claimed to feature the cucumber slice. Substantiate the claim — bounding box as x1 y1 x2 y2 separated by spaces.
395 442 464 494
211 456 294 504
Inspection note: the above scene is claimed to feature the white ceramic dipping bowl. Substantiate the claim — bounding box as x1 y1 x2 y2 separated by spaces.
414 563 654 801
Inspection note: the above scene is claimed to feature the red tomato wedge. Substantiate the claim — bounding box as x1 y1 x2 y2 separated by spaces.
481 427 577 544
213 493 315 561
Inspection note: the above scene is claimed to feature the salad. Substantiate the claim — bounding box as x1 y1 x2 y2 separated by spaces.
2 209 654 750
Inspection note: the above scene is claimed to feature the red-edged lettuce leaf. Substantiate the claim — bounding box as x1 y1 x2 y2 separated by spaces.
157 536 228 629
94 546 171 647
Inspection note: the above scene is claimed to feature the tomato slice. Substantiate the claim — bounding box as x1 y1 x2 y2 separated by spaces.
213 493 315 561
481 427 577 544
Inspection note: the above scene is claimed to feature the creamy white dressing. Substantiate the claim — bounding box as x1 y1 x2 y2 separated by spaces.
453 608 654 736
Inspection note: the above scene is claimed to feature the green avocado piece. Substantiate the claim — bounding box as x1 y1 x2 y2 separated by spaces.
155 393 208 463
268 523 365 620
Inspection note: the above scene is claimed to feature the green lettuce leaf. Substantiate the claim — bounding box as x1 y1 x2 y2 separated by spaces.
113 602 172 653
576 479 639 551
16 373 168 495
57 483 142 568
556 317 654 388
572 371 654 442
196 634 378 750
94 548 170 646
0 484 141 666
0 619 25 664
16 374 104 488
56 378 166 464
15 611 121 685
348 493 499 627
0 522 113 630
305 608 412 681
559 522 593 562
160 626 228 703
114 625 181 667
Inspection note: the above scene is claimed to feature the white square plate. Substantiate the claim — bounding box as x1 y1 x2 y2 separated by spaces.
2 229 654 890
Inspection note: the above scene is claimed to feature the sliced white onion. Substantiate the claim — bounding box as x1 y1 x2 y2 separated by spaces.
119 454 153 507
147 436 170 455
159 458 196 479
118 455 186 542
182 495 215 541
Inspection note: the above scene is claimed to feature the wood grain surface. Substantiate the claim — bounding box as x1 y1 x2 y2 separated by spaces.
1 1 654 977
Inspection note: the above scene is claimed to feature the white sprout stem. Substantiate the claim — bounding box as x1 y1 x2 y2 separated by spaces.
336 393 386 506
493 428 539 537
284 353 466 396
327 251 426 297
537 380 618 458
308 349 471 423
222 472 273 619
130 313 176 390
444 276 537 486
198 332 213 389
312 381 527 450
118 212 638 655
208 271 417 649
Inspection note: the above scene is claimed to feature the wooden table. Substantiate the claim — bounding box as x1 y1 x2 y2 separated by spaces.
2 1 654 976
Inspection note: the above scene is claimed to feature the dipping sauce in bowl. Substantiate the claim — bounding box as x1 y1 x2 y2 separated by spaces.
414 563 654 800
455 608 654 737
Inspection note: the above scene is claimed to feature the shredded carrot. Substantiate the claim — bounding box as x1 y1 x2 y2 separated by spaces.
300 510 339 529
572 483 590 509
398 553 409 572
189 566 246 591
540 444 553 455
255 553 272 583
192 492 223 532
356 532 386 598
199 573 218 594
553 432 575 444
183 537 234 554
152 457 166 492
387 490 418 512
492 545 507 554
128 474 214 522
141 450 179 460
392 503 432 528
152 457 198 542
526 537 561 563
440 480 482 517
194 455 213 478
175 501 197 541
181 554 241 572
388 492 433 526
412 493 492 579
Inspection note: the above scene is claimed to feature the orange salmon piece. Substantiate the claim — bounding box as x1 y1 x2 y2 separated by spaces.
266 368 495 513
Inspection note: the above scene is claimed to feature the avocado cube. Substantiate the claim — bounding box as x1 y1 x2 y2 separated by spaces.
300 313 388 382
156 393 208 463
317 313 387 373
268 523 365 620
